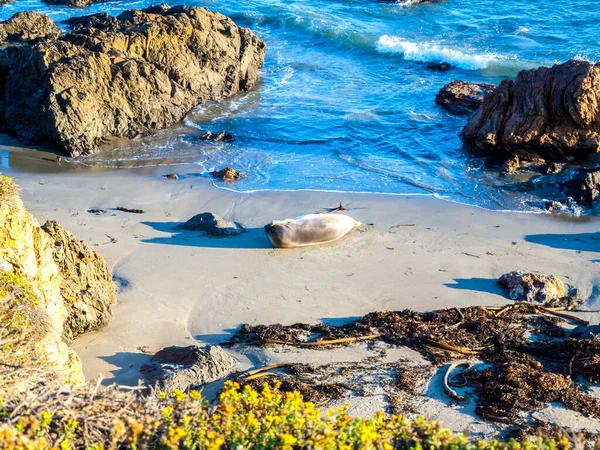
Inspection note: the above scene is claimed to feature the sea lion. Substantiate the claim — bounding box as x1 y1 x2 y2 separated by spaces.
264 214 362 248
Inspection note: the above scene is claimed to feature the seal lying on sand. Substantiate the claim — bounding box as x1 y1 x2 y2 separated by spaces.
264 214 362 248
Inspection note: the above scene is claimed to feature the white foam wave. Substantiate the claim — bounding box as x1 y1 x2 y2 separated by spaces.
377 35 500 70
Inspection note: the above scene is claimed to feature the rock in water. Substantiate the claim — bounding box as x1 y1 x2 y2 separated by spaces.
140 345 237 392
44 0 108 7
565 168 600 206
462 60 600 162
0 6 266 156
175 212 241 237
435 81 495 115
0 12 62 43
498 271 577 306
211 167 246 181
41 220 116 342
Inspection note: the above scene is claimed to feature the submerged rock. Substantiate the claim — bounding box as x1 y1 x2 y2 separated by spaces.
175 212 241 237
163 173 179 180
435 81 495 115
0 5 266 156
565 168 600 206
462 60 600 162
0 12 62 43
201 131 235 143
41 220 116 342
498 271 577 306
211 167 246 181
44 0 108 6
140 345 237 392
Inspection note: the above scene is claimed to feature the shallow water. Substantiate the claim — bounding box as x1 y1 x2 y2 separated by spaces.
1 0 600 213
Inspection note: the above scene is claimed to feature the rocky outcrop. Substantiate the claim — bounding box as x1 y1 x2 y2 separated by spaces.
498 271 577 306
0 5 266 156
41 220 115 342
44 0 108 7
0 177 113 390
435 81 495 115
0 12 62 43
565 168 600 206
211 167 246 181
175 212 241 237
462 60 600 163
140 345 237 392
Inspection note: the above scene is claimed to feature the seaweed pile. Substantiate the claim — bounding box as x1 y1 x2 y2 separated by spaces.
230 304 600 430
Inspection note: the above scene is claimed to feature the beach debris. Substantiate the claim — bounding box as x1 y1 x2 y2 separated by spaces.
140 345 237 393
138 345 153 354
435 80 495 115
264 214 361 248
498 271 579 308
163 173 179 180
320 202 347 214
200 131 235 143
93 234 117 246
443 362 471 401
116 207 145 214
211 167 246 182
88 208 105 215
175 212 241 237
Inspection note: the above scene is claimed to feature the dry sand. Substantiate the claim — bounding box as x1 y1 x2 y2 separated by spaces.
1 141 599 436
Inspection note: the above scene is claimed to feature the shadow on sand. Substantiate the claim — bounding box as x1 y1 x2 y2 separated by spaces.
141 221 274 249
99 351 152 386
525 232 600 252
444 277 506 297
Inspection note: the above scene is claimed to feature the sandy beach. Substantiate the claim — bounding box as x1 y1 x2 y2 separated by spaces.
2 141 599 435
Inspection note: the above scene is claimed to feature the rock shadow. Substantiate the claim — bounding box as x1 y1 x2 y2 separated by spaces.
444 277 506 297
99 351 152 387
141 221 273 249
525 232 600 252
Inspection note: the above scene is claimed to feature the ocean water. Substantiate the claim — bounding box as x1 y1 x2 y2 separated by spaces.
1 0 600 213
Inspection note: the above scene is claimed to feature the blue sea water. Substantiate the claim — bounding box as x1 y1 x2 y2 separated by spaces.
2 0 600 213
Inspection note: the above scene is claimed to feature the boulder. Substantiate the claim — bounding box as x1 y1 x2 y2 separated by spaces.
565 168 600 206
462 60 600 162
201 131 235 143
140 345 237 392
435 81 495 115
0 12 62 43
498 271 577 306
41 220 116 342
0 5 266 156
211 167 246 181
175 212 241 236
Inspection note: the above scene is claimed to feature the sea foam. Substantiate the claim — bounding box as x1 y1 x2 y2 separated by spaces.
377 35 499 70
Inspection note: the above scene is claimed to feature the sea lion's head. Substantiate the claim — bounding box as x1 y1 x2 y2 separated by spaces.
264 220 292 248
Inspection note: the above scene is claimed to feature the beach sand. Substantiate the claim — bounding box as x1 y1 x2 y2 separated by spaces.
2 142 599 435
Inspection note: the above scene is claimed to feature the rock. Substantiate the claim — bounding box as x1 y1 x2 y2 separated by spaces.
140 345 237 392
44 0 108 7
500 155 520 174
498 271 577 305
64 13 120 32
540 162 564 175
175 212 241 236
426 62 451 72
163 173 179 180
41 220 115 342
0 12 62 43
462 60 600 162
541 198 582 215
201 131 235 143
570 325 600 341
565 168 600 206
211 167 246 181
435 81 495 115
0 5 266 156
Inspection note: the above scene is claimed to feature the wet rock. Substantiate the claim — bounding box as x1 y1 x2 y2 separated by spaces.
426 62 451 72
211 167 246 182
0 12 62 43
570 325 600 341
435 81 495 115
498 271 577 305
565 168 600 206
462 60 600 162
64 13 120 32
541 198 582 215
163 173 179 180
0 5 266 156
140 345 237 392
540 162 564 175
44 0 108 7
500 155 520 174
41 220 116 342
201 131 235 143
175 212 241 236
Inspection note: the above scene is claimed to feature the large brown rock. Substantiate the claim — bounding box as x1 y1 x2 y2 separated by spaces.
0 12 62 43
41 220 115 342
435 81 495 115
565 168 600 206
462 60 600 163
0 5 266 156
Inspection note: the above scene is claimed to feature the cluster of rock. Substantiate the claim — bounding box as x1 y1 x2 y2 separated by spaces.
0 6 266 156
0 180 115 388
435 81 495 115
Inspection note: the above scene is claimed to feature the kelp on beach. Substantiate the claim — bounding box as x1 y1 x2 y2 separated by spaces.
230 304 600 431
